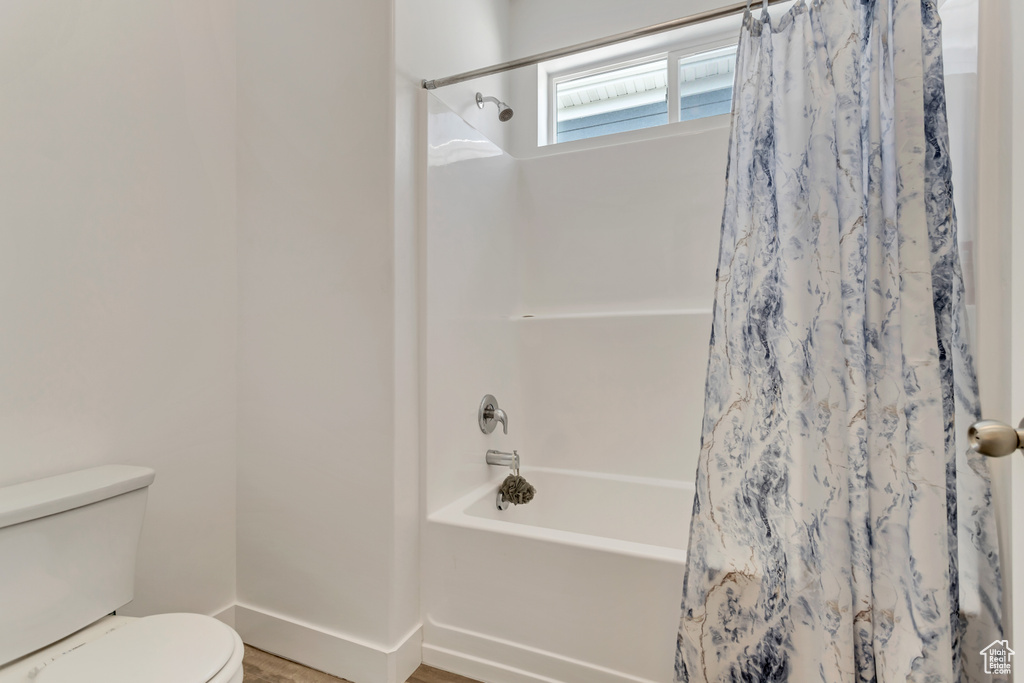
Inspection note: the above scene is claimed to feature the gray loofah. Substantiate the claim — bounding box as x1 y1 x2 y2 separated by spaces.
499 474 536 505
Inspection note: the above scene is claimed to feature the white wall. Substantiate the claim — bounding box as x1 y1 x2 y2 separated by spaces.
235 2 423 682
973 0 1016 645
1011 0 1024 649
511 0 725 57
0 0 238 618
974 0 1024 648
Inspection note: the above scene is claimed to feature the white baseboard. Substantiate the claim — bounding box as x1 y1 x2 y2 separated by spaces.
233 604 421 683
212 604 236 628
422 620 661 683
391 624 423 683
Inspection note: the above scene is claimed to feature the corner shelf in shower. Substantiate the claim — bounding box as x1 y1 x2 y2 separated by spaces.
511 308 712 321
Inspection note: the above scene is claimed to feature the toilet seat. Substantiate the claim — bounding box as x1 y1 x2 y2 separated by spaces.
29 614 240 683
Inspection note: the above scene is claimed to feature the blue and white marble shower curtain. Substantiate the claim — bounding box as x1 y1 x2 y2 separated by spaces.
676 1 1002 681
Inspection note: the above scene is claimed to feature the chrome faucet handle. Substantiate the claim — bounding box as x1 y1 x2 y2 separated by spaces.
492 408 508 434
968 418 1024 457
479 394 508 435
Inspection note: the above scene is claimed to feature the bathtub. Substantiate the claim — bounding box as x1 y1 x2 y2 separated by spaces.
422 467 694 683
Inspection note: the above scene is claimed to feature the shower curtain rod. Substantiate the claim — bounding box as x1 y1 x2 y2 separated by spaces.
421 0 790 90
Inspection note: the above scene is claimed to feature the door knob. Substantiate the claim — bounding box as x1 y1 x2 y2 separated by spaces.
968 418 1024 457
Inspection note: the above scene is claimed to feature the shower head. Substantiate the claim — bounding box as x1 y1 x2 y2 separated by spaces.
476 92 514 122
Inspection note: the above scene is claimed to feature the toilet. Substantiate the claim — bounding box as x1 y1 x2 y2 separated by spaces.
0 466 244 683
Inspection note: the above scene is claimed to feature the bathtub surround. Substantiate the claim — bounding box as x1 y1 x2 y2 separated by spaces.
678 0 1001 681
422 87 723 680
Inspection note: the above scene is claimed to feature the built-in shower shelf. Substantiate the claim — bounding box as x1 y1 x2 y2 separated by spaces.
512 308 712 321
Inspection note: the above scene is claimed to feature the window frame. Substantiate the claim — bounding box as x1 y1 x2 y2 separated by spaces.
545 38 739 147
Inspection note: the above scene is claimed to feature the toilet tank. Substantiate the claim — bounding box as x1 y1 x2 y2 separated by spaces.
0 465 156 666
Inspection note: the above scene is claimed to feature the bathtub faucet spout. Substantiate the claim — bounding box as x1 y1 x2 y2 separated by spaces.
486 449 519 471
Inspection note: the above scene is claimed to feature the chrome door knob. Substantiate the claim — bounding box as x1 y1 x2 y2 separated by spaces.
968 419 1024 457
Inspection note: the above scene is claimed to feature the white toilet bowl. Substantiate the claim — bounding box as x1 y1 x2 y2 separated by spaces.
0 613 243 683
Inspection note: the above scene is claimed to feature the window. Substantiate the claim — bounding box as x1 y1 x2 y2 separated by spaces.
678 47 737 122
551 44 738 145
554 58 670 144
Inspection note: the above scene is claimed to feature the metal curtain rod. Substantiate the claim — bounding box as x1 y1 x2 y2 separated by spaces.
421 0 789 90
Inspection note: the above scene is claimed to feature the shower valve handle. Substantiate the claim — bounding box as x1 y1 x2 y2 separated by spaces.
968 418 1024 457
479 394 508 435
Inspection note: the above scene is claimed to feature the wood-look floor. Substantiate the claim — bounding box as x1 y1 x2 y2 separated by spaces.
242 645 483 683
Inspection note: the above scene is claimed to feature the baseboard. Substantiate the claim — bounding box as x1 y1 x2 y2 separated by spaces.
391 623 423 683
234 604 422 683
422 620 660 683
212 604 236 628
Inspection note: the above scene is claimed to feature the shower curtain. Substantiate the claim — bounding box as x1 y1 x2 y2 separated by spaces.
676 0 1002 681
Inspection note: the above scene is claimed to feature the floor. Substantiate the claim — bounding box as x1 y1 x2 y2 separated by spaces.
242 645 484 683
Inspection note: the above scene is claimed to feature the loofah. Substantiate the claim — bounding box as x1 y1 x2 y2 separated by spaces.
499 474 536 505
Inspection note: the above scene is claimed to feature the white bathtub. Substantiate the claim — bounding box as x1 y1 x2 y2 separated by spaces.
423 467 694 683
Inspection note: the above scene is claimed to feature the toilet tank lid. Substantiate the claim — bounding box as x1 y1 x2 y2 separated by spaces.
0 465 156 530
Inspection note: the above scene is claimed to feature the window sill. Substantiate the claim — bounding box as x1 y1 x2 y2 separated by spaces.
518 112 731 160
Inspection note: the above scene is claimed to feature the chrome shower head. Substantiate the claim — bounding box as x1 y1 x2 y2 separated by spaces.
476 92 514 122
